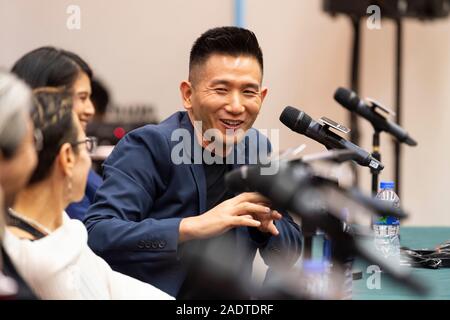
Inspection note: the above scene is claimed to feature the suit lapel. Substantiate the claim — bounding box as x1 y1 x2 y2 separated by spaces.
179 112 207 214
189 164 206 214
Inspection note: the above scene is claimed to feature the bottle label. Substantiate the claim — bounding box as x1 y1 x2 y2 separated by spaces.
373 215 400 226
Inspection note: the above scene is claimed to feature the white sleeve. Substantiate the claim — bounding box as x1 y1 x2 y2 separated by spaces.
105 265 174 300
88 252 173 300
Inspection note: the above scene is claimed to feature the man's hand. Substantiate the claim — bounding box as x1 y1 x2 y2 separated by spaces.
179 192 279 243
254 208 282 235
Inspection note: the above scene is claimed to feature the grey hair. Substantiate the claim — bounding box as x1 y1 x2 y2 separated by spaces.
0 70 32 158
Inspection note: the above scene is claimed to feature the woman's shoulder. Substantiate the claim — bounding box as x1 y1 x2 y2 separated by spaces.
4 215 88 275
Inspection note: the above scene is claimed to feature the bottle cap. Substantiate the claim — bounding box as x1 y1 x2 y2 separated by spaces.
380 181 395 190
302 260 328 273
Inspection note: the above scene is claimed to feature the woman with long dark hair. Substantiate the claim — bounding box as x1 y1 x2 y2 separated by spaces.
12 47 100 220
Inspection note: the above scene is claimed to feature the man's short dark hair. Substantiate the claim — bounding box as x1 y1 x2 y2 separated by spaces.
189 26 263 81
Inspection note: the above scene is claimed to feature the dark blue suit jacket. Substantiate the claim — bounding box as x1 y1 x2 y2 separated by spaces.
84 111 302 297
66 170 102 221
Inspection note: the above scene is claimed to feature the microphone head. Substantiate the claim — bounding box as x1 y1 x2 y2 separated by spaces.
405 136 418 147
334 87 359 111
279 106 312 134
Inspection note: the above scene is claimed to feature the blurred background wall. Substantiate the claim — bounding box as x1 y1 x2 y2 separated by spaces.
1 0 449 226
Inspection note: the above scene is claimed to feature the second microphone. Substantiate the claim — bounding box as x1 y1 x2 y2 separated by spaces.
279 106 384 172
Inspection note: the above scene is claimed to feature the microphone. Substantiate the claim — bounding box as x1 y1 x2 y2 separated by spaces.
301 149 359 164
225 161 407 221
334 87 417 146
279 106 384 172
225 162 429 295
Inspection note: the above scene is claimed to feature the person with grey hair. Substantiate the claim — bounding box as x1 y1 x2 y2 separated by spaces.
0 70 38 209
0 70 38 299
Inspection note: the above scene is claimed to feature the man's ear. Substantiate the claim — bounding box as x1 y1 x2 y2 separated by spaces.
260 87 268 103
57 143 75 178
180 81 193 111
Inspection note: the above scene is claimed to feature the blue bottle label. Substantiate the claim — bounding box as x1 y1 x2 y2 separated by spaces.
374 215 400 225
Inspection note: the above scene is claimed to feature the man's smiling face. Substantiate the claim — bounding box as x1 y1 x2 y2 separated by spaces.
181 54 267 148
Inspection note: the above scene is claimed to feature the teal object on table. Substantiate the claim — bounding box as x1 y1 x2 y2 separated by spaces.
353 227 450 300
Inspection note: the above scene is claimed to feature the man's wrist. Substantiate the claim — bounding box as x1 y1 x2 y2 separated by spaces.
179 216 198 243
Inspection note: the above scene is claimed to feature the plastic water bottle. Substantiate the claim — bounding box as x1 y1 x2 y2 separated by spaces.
373 181 400 263
301 260 329 299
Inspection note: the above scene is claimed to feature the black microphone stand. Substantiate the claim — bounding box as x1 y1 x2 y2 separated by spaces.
290 194 428 298
371 130 381 196
307 210 353 298
225 161 427 298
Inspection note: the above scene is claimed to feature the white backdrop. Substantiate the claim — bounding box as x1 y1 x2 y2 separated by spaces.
1 0 449 226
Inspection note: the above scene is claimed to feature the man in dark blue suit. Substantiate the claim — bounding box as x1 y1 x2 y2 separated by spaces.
84 26 302 298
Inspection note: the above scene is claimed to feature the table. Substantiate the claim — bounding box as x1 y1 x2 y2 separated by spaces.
352 227 450 300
